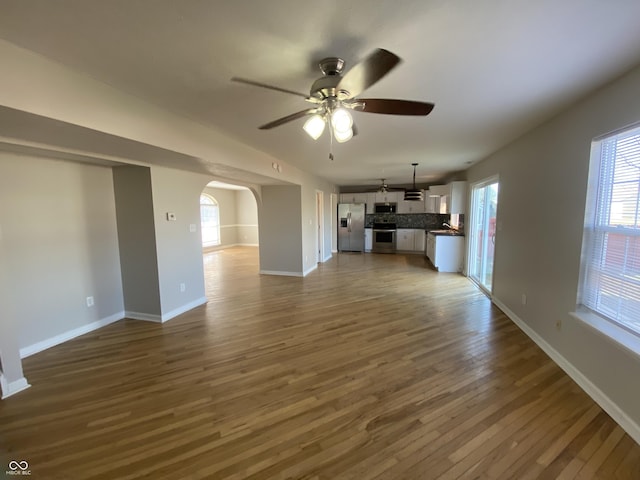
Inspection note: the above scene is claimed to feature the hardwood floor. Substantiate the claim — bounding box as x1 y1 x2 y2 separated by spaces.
2 247 639 479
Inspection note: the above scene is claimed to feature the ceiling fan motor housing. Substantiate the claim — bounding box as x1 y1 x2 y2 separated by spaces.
311 57 350 100
319 57 345 76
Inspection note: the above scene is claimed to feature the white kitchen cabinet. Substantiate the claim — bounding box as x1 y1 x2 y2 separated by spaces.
426 232 436 262
365 193 376 213
397 228 426 253
398 195 426 214
448 181 467 214
340 192 376 214
414 230 426 252
375 191 400 204
426 233 464 272
340 193 368 205
425 190 440 213
364 228 372 252
396 229 415 251
426 181 467 214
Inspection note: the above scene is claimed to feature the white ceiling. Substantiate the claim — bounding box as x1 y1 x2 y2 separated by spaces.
1 0 640 188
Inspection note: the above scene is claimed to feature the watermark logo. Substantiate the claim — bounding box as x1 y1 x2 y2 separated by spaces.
6 460 31 476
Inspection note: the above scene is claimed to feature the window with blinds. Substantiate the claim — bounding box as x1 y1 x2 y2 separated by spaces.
580 123 640 336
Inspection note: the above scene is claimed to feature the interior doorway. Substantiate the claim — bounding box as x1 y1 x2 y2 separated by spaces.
316 190 324 263
468 177 499 294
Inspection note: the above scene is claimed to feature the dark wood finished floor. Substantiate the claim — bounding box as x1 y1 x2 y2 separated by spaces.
1 247 639 479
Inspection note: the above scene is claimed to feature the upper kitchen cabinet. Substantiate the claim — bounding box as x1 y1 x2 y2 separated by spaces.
340 193 376 213
448 181 467 214
427 181 467 214
398 192 426 214
340 193 367 204
374 191 401 204
425 190 440 213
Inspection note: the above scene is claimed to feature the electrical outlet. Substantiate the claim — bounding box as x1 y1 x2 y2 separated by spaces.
86 296 94 307
180 283 186 293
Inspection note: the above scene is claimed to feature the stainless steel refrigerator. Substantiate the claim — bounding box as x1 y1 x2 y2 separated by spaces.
338 203 365 252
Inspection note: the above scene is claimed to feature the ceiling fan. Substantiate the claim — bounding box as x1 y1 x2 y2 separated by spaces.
231 48 434 146
375 178 404 193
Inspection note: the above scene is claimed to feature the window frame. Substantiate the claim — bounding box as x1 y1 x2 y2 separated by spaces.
576 122 640 353
200 193 221 248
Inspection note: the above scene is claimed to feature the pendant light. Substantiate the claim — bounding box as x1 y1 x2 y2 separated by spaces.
404 163 423 201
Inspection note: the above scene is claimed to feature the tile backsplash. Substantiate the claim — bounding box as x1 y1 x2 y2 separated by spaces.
366 213 463 230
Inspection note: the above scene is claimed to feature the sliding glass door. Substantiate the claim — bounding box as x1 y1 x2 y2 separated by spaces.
468 178 499 293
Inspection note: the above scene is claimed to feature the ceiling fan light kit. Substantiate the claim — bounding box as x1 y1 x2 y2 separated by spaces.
303 115 326 140
232 48 434 148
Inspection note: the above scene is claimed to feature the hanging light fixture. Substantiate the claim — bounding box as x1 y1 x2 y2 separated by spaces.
404 163 423 201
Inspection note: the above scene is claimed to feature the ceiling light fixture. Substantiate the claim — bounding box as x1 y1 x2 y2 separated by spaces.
303 106 354 143
302 114 326 140
404 163 423 201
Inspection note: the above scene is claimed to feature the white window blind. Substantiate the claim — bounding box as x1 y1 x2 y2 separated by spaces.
580 124 640 336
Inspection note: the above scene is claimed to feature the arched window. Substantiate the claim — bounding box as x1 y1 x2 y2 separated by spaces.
200 194 220 247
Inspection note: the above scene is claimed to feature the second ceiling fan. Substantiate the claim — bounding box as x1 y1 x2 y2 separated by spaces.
232 48 434 144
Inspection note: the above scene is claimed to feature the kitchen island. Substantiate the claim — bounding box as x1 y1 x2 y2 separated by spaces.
426 229 465 272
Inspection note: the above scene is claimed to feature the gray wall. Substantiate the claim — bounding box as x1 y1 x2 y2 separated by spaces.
150 166 208 318
113 165 161 317
0 222 26 389
466 64 640 433
259 185 303 275
236 189 259 246
0 152 124 351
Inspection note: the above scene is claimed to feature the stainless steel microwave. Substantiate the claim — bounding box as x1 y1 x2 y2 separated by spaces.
374 203 397 213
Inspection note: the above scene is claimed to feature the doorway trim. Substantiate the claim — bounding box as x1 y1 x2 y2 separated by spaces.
467 175 500 297
316 190 324 263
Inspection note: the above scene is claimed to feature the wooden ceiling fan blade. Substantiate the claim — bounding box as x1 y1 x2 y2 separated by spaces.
258 108 320 130
357 99 435 115
231 76 311 100
337 49 401 99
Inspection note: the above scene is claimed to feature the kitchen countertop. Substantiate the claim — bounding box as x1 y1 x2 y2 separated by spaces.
427 229 465 236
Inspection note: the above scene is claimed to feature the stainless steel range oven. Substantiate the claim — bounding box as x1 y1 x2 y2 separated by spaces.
372 223 397 253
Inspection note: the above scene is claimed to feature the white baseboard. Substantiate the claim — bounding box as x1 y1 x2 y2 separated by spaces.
17 297 208 360
303 264 318 277
161 297 208 322
259 270 304 277
19 311 124 358
493 297 640 446
323 253 333 262
125 311 162 322
204 243 259 252
0 374 30 399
